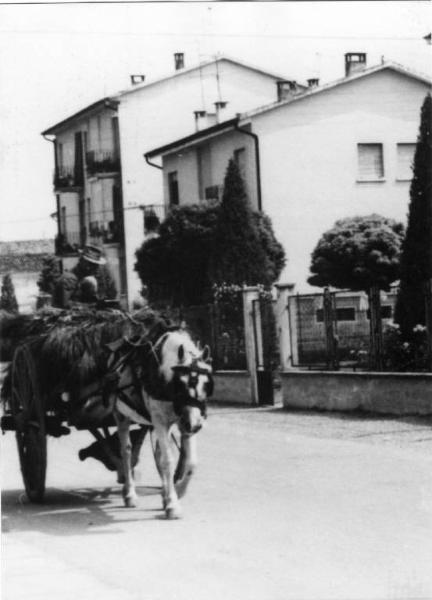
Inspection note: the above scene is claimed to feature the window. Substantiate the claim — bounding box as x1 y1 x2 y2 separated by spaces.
357 144 384 180
396 143 415 180
56 142 64 168
168 171 179 206
367 305 392 320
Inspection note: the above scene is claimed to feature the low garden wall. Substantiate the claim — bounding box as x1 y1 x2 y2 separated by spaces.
213 371 253 404
281 370 432 416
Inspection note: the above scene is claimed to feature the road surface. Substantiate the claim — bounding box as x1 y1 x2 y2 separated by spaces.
2 404 432 600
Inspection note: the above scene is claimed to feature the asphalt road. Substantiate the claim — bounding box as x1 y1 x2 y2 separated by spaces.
2 403 432 600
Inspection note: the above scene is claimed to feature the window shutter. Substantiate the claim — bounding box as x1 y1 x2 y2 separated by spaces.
397 143 415 180
357 144 384 179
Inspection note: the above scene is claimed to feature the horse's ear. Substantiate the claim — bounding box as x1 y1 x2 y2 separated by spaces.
178 344 185 363
202 345 212 363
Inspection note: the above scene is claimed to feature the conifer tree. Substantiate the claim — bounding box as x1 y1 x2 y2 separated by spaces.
209 159 270 286
395 94 432 336
0 273 19 313
37 255 62 295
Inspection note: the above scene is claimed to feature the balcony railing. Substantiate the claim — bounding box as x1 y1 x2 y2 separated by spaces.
86 151 120 176
54 166 82 189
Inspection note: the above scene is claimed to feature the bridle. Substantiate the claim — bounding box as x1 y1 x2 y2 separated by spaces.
106 330 213 419
170 358 213 418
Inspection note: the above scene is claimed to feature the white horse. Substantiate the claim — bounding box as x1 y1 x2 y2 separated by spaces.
111 329 213 519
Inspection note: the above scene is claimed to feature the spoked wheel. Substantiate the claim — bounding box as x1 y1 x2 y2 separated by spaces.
10 345 47 503
151 430 185 484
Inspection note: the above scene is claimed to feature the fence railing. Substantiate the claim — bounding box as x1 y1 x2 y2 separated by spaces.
288 287 432 372
86 151 120 175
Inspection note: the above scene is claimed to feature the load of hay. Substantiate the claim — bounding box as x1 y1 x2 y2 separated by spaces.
1 306 175 405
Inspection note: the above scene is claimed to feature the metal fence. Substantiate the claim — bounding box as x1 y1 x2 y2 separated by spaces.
288 287 432 372
171 298 247 371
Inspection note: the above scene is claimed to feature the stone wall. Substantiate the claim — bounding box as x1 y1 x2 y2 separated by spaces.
281 370 432 415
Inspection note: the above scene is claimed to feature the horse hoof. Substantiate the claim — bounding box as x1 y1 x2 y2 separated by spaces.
124 496 137 508
166 507 182 520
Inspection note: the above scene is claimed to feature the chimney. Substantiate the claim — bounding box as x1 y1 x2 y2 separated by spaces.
345 53 367 77
130 75 145 85
307 78 319 88
174 53 185 71
194 110 207 132
214 101 228 123
276 80 298 102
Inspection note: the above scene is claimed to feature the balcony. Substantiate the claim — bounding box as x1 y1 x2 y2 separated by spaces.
86 151 120 176
54 166 83 189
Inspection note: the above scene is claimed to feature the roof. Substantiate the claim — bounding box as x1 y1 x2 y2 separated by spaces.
145 61 432 158
42 98 119 136
145 118 239 159
240 61 432 121
117 55 294 98
41 55 295 137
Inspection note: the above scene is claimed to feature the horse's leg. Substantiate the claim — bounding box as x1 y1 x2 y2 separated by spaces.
114 412 137 508
175 435 197 500
153 425 182 519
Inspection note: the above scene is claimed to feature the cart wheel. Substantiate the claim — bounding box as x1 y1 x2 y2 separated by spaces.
10 345 47 503
151 430 185 483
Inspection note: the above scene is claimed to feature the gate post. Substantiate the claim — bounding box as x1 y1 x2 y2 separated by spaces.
242 286 260 405
369 285 383 371
275 283 296 370
323 287 339 370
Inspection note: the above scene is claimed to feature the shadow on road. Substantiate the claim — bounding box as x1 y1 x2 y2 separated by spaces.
1 484 162 536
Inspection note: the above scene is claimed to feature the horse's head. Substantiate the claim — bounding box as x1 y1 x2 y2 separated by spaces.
160 331 213 436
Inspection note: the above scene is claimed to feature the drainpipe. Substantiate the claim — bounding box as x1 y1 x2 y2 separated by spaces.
234 122 262 212
43 133 60 233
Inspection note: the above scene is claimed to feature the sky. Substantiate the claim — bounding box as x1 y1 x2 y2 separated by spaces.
0 0 430 242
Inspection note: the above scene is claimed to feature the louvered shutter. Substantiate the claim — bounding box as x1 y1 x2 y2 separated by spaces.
357 144 384 179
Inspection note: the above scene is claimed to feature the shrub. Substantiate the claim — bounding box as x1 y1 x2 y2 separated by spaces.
0 273 19 313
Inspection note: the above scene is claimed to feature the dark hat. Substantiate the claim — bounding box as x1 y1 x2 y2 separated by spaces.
79 244 106 265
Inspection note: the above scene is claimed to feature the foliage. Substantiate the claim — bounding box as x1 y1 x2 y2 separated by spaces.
135 201 219 306
209 159 279 288
134 163 285 307
37 255 62 295
382 323 429 372
308 214 405 291
395 94 432 336
0 273 19 313
252 212 286 285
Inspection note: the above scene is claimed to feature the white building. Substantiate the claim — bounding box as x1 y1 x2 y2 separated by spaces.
146 54 431 292
42 55 297 305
